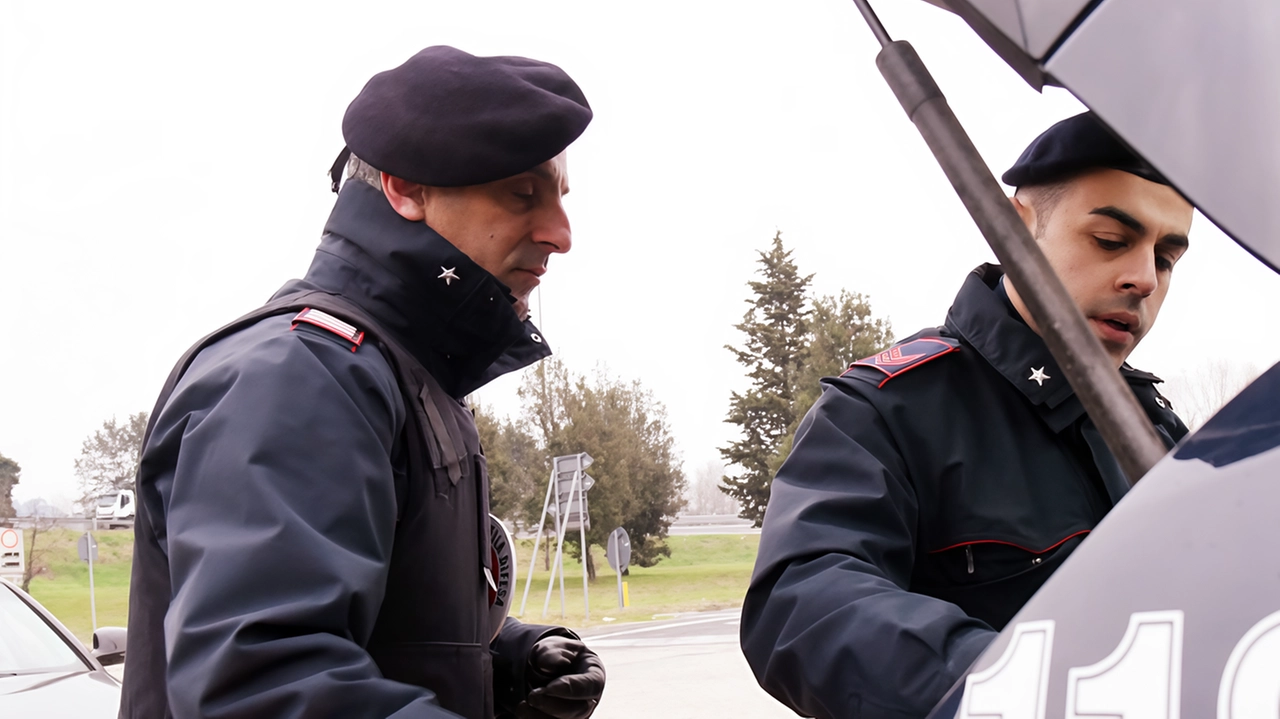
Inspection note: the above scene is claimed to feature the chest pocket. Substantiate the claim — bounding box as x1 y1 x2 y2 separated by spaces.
917 532 1091 631
926 532 1089 586
909 429 1107 629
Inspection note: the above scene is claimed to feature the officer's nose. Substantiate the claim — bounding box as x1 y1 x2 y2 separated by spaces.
533 202 572 254
1116 249 1158 297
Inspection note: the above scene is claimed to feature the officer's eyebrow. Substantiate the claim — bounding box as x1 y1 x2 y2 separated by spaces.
1158 233 1190 252
1089 206 1145 234
1091 205 1190 251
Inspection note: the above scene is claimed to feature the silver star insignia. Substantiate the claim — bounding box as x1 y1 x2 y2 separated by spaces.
438 267 460 286
1028 367 1051 386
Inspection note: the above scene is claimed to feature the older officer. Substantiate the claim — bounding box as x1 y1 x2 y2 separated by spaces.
123 46 604 719
740 112 1192 719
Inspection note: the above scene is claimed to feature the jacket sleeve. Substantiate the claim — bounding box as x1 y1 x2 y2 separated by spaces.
152 321 462 719
490 617 579 717
740 378 997 719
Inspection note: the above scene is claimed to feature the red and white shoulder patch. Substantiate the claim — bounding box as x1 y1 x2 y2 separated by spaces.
291 308 365 352
842 337 960 387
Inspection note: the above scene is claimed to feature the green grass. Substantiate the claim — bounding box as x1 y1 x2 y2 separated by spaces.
21 528 133 643
17 529 761 641
509 534 760 629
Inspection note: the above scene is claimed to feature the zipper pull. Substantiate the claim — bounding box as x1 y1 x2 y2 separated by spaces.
965 545 975 574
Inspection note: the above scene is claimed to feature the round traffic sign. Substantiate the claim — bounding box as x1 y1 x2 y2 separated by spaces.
607 527 631 572
0 528 18 549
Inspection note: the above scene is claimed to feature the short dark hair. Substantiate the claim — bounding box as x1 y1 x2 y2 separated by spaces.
1015 179 1072 237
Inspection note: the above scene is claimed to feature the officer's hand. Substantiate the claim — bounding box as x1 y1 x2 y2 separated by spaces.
517 635 605 719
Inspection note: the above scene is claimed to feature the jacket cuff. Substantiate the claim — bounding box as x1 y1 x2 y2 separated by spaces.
491 617 579 715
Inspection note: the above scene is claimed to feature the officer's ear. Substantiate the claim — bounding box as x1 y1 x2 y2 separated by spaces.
382 173 428 222
1009 194 1038 238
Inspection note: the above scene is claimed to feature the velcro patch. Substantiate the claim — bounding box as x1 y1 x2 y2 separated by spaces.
291 308 365 352
843 337 959 387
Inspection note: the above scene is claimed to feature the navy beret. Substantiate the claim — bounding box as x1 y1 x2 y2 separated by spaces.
333 46 591 190
1002 111 1169 188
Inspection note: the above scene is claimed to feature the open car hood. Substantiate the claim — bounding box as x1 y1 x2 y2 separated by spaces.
926 0 1280 274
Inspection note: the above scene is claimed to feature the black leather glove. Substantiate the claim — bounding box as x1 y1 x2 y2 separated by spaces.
517 635 605 719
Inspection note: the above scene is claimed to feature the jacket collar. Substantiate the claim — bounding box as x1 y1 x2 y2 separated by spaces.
277 181 550 397
944 264 1162 432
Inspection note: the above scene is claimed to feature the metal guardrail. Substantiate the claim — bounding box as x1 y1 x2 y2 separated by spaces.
670 514 753 528
6 514 744 532
3 517 134 531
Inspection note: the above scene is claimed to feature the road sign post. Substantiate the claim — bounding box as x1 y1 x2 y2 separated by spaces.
606 527 631 609
518 459 559 617
575 472 589 619
523 453 596 620
77 532 98 632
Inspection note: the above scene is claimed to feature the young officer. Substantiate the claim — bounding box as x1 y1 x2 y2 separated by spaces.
740 112 1192 719
123 47 604 719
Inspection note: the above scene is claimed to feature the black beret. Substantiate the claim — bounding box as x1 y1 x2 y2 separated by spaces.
334 46 591 190
1002 111 1169 188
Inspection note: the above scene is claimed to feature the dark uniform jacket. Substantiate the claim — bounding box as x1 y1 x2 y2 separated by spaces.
122 181 566 719
740 264 1188 719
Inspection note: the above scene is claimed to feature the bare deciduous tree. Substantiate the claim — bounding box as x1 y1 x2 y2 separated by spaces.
1160 360 1263 430
21 516 58 593
684 460 740 516
74 412 148 514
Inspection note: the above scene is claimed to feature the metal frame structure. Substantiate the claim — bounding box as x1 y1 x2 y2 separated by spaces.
517 453 594 620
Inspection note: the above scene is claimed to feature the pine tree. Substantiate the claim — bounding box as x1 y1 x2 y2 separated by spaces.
768 290 893 476
720 232 813 526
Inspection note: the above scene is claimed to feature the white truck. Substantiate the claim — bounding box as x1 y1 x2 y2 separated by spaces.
95 489 135 529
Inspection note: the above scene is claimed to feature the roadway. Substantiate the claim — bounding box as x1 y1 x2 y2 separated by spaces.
581 610 795 719
98 609 796 716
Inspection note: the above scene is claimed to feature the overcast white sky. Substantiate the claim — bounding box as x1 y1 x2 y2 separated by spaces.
3 1 1278 507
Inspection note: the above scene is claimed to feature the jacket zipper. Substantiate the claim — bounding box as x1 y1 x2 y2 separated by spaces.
965 545 975 574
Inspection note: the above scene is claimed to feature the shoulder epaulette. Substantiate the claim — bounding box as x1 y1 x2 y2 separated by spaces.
291 307 365 352
842 337 960 388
